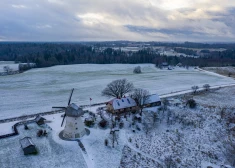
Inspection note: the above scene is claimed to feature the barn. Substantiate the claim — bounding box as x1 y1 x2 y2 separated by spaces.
106 97 137 114
19 137 37 155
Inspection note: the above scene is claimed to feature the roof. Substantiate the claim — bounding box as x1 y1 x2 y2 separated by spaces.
142 94 161 105
109 97 137 110
35 116 46 122
162 62 168 66
20 137 35 149
66 103 84 117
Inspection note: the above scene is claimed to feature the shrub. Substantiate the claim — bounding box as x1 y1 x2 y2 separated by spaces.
99 120 107 128
104 139 108 146
24 124 29 130
119 122 124 129
84 119 94 127
187 99 196 108
37 129 43 137
203 84 210 91
133 66 141 74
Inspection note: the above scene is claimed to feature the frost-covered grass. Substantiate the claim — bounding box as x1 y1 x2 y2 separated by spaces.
193 87 235 108
1 64 235 120
202 67 235 78
121 87 235 167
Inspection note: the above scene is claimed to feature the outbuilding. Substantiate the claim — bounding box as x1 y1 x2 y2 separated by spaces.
35 116 46 126
19 137 37 155
142 94 161 108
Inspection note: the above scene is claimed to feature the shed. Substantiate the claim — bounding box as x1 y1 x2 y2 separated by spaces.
19 137 37 155
35 116 46 125
142 94 161 108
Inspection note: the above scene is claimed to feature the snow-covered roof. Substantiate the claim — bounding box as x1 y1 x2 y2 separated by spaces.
109 97 137 110
142 94 161 105
20 137 35 149
35 116 46 122
66 103 84 117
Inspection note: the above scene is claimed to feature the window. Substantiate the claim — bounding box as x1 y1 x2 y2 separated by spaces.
76 128 78 130
116 100 120 106
122 99 124 102
127 99 130 104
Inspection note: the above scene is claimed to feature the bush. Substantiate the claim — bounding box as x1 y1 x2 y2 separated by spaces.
104 139 108 146
99 120 107 128
119 122 124 129
187 99 196 108
133 66 141 74
203 84 210 91
37 129 43 137
84 119 94 127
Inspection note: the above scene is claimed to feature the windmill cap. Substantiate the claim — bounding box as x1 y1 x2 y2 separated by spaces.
66 103 84 117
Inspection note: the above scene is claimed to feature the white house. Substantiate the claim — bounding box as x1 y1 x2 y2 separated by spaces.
106 97 137 114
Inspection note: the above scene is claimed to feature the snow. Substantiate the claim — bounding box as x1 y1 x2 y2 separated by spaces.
0 122 87 168
0 121 18 135
1 64 235 167
0 61 19 72
1 64 235 120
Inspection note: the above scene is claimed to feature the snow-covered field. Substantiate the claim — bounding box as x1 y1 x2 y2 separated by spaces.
1 64 235 120
0 61 19 72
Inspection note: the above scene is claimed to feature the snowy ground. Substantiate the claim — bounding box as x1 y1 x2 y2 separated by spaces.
0 86 235 168
0 61 19 72
0 122 87 168
202 67 235 78
120 87 235 168
1 63 235 120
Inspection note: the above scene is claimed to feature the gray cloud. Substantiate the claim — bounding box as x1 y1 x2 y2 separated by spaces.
0 0 235 41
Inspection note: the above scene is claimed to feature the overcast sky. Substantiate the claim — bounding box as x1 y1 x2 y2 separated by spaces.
1 0 235 42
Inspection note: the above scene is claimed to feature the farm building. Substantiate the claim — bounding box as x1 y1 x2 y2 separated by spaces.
35 116 46 125
106 97 137 114
19 137 37 155
142 94 161 108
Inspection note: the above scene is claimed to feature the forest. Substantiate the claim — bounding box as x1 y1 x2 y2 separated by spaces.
0 42 235 68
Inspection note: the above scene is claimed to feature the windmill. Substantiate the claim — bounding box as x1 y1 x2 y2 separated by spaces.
52 88 87 139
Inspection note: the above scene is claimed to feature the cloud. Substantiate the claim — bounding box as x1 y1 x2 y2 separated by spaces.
0 0 235 41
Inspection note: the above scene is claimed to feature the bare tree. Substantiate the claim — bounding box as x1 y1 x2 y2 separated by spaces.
3 66 11 73
133 66 141 74
191 85 199 94
203 84 210 91
102 79 134 98
131 88 150 113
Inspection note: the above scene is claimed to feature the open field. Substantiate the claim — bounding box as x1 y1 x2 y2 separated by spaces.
0 64 235 120
202 67 235 78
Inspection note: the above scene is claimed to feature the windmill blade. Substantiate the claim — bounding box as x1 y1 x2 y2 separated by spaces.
52 106 66 109
61 114 66 127
68 88 74 105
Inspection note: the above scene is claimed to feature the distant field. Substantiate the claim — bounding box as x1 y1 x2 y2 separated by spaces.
0 64 234 119
202 67 235 78
0 61 19 72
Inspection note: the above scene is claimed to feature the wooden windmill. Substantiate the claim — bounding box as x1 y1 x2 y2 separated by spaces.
53 88 86 139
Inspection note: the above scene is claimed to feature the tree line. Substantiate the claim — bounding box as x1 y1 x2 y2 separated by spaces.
0 42 235 68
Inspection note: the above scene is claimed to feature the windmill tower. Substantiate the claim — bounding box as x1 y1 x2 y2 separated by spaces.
53 88 87 139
